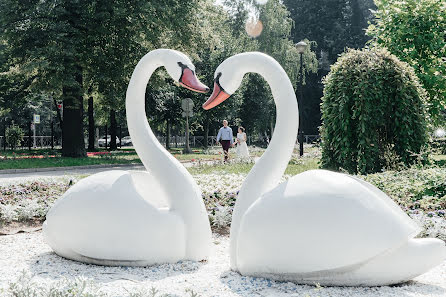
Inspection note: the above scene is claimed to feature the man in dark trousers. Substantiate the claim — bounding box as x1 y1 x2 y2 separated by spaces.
216 119 234 162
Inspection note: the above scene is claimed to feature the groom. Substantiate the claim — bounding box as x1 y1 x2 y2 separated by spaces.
216 120 234 162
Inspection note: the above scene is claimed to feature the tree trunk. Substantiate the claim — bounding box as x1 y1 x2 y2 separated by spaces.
62 65 86 158
109 109 117 150
166 119 171 150
203 118 209 148
88 96 95 151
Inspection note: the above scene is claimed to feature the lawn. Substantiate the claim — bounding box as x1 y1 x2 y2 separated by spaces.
0 150 141 170
0 145 311 170
0 148 224 170
188 158 319 175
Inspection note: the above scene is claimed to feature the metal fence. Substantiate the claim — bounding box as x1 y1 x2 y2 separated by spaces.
0 136 61 150
0 134 320 150
156 134 320 148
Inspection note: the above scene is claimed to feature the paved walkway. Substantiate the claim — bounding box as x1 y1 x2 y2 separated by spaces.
0 159 212 182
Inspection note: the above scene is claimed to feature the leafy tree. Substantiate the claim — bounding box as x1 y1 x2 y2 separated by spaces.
367 0 446 125
0 0 91 157
0 0 205 155
320 48 429 174
86 0 204 150
5 122 24 150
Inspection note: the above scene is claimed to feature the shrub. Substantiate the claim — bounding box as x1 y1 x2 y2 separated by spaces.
320 48 429 174
5 123 24 150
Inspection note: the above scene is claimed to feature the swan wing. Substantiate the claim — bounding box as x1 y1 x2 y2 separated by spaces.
237 169 420 275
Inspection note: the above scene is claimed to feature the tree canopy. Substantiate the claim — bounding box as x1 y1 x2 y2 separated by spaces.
367 0 446 125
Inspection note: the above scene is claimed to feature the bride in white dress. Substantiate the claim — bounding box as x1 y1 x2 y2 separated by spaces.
236 127 250 159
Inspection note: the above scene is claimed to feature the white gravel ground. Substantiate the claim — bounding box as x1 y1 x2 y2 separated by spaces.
0 232 445 297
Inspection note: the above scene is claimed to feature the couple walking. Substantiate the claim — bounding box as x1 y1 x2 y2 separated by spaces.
216 120 249 162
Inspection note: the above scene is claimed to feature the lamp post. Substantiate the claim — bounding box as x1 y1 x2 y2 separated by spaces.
295 41 307 157
182 98 194 154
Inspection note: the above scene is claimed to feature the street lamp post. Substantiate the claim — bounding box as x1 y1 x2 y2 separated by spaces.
182 98 194 154
295 41 307 157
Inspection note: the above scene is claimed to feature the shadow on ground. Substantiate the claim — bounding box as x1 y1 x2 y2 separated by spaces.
218 270 446 297
29 251 204 283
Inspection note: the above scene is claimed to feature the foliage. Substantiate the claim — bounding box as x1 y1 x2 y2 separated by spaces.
3 272 207 297
363 167 446 240
5 123 24 150
364 167 446 213
367 0 446 125
5 272 103 297
0 0 205 157
321 48 429 174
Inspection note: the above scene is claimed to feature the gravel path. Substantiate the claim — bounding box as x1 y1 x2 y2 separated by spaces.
0 232 445 296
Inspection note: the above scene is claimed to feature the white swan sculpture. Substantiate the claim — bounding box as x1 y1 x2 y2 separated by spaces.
203 52 446 286
43 49 212 266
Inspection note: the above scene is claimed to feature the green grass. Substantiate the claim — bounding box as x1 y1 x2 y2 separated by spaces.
0 147 224 170
0 155 142 170
188 158 320 175
170 153 219 161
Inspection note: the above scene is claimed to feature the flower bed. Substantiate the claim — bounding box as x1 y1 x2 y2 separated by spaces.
0 168 445 239
0 153 58 160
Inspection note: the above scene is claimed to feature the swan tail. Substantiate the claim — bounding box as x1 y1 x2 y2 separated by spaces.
346 237 446 286
243 238 445 286
301 237 446 286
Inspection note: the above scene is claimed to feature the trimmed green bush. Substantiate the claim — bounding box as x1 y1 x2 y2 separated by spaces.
5 123 24 150
320 48 429 174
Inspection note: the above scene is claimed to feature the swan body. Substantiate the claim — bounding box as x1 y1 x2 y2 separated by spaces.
43 49 212 266
203 52 446 286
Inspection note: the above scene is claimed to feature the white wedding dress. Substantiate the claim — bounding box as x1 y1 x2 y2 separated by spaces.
236 133 250 159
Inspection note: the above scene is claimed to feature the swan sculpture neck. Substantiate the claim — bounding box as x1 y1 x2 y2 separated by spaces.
126 49 208 259
229 53 299 269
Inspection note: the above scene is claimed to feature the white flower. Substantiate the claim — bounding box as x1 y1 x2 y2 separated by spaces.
0 204 18 222
210 203 232 227
17 199 46 221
